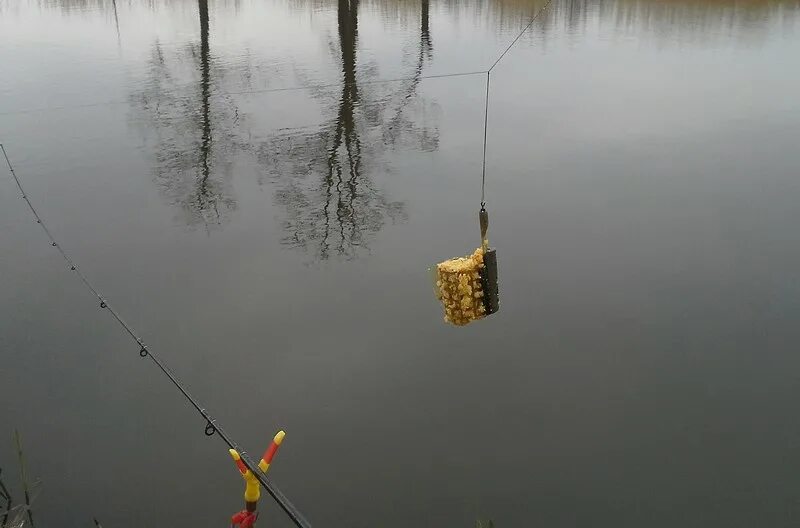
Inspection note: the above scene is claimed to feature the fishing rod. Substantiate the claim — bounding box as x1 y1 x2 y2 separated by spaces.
0 144 311 528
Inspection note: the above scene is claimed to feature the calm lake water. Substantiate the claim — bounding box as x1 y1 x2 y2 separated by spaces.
2 0 800 526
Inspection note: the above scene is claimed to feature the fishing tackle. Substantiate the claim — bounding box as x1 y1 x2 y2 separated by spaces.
230 430 286 528
431 59 511 327
432 206 499 326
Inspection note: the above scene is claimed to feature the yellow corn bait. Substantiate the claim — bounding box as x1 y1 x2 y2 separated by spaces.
435 246 487 326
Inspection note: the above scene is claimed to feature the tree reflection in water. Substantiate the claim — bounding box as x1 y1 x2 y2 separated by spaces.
260 0 440 261
130 0 244 231
127 0 788 248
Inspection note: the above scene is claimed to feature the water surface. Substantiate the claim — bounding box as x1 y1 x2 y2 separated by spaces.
2 0 800 526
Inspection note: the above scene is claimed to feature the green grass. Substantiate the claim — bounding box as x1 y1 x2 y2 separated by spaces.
1 431 36 528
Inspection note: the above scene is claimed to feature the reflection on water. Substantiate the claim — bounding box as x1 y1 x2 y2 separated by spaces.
118 0 797 246
130 0 247 230
599 0 800 35
4 1 797 263
128 0 439 249
3 0 800 527
22 0 800 29
259 0 439 260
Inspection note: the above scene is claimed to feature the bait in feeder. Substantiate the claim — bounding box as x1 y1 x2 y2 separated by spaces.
432 208 499 326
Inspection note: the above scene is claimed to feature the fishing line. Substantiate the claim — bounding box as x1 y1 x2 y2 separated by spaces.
226 69 489 96
0 70 489 118
489 0 554 74
479 0 554 208
480 71 490 210
0 144 312 528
